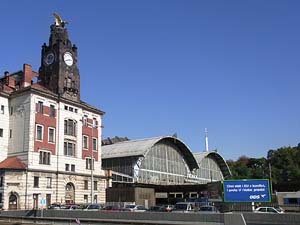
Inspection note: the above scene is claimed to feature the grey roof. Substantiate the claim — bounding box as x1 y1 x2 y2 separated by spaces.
193 152 232 178
102 136 199 171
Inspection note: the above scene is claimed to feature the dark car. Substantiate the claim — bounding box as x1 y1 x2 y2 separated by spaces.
48 203 61 210
147 206 164 212
198 205 219 213
103 205 121 211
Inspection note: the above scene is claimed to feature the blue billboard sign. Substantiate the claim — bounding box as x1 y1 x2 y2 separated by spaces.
223 179 270 202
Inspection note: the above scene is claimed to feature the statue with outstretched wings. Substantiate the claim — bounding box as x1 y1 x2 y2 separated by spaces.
53 12 68 27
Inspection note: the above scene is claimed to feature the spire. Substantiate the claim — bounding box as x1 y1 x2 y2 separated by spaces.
204 128 209 152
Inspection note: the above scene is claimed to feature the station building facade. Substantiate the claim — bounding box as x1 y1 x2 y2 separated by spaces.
102 136 231 206
0 18 109 210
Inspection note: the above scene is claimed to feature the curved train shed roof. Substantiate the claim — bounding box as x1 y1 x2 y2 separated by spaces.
193 152 232 178
102 136 199 171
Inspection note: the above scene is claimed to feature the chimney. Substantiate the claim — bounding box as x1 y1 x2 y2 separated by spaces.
23 64 38 87
7 75 15 89
4 71 9 77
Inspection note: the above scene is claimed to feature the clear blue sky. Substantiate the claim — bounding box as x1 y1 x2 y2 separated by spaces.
1 1 300 160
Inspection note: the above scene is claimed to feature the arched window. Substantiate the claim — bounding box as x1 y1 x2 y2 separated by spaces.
65 182 75 204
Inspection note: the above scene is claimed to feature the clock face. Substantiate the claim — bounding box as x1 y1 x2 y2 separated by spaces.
63 52 73 66
44 53 55 65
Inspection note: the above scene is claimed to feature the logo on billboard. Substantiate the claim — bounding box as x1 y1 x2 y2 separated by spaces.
223 179 271 202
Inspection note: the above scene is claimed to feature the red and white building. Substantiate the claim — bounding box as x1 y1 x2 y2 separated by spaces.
0 16 109 209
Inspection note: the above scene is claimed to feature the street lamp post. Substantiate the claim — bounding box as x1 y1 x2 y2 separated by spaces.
90 120 97 204
91 123 94 204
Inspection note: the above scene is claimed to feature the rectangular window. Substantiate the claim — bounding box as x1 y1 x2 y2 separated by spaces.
0 129 3 137
64 105 68 110
86 158 94 170
64 119 76 136
82 115 88 126
34 176 39 188
0 193 2 203
49 105 55 117
48 127 55 143
83 136 88 149
39 151 50 165
64 141 76 156
46 177 52 188
65 164 70 171
0 177 3 187
9 129 12 138
37 101 43 113
84 180 88 190
71 164 75 172
94 181 98 191
36 125 43 141
69 107 73 112
92 138 97 151
0 105 4 114
92 118 97 127
94 195 97 203
10 106 13 115
75 108 78 113
84 195 88 203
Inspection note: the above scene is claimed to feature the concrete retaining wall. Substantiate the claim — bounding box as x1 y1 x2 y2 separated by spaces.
1 210 300 225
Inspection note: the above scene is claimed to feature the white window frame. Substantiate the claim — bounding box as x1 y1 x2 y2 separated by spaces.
37 101 43 113
64 141 76 157
92 137 97 151
48 127 55 143
85 157 94 170
39 150 51 165
64 119 77 136
83 135 88 149
82 115 88 126
36 124 44 141
46 177 52 188
49 105 55 117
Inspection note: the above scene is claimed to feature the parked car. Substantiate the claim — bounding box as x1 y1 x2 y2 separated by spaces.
274 206 285 213
48 203 61 210
63 204 80 210
147 206 165 212
198 205 219 213
172 202 196 213
122 205 147 212
102 205 122 211
160 204 174 212
84 203 103 211
254 206 284 214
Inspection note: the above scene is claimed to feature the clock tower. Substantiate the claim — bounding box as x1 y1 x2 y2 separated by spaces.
38 14 80 101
